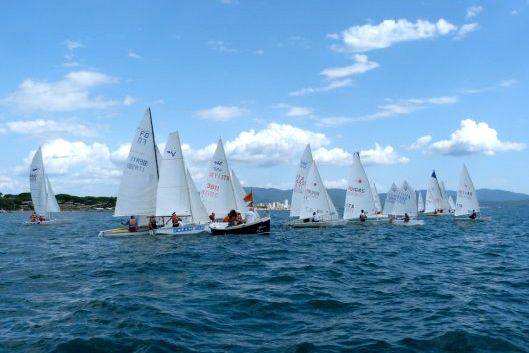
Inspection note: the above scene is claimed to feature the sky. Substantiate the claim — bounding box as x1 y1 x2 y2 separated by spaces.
0 0 528 196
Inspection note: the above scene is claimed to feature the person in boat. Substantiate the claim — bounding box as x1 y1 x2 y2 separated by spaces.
359 210 367 223
38 215 45 222
148 216 157 230
469 209 477 220
128 216 138 232
170 212 182 227
209 212 216 222
227 210 238 226
236 212 244 225
311 212 320 222
388 214 395 224
30 211 38 223
404 213 410 223
245 210 256 224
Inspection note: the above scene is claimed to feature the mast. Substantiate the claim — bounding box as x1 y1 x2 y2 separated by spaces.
148 107 160 180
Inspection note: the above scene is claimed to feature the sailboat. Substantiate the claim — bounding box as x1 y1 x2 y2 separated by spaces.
417 192 425 213
424 170 448 216
455 164 481 220
448 195 456 213
372 183 383 215
439 181 452 214
388 181 424 225
289 144 313 220
383 182 398 216
343 152 378 221
99 108 161 236
203 139 270 235
290 147 345 228
27 146 60 224
154 132 209 235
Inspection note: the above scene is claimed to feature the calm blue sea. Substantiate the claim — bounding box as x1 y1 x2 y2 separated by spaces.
1 203 528 353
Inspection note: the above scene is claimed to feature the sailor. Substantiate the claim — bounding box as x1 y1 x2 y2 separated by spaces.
469 209 477 220
236 212 244 225
311 212 320 222
148 216 157 230
404 213 410 223
359 210 367 222
30 211 38 223
128 216 137 232
227 210 237 226
209 212 216 222
171 212 181 227
245 210 256 224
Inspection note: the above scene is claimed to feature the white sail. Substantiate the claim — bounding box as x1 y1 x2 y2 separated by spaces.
114 108 160 216
343 152 376 220
417 192 425 212
201 139 238 217
299 162 338 220
383 183 398 215
45 176 60 213
231 170 250 214
439 181 451 211
448 195 455 211
29 147 48 215
186 169 210 224
425 171 443 213
455 164 480 216
290 145 313 218
155 132 191 217
391 181 417 217
372 183 382 213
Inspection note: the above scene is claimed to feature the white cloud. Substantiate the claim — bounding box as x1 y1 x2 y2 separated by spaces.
408 135 432 150
313 147 352 166
316 95 458 126
289 79 352 96
0 71 123 112
466 6 484 18
123 95 138 105
331 18 457 52
429 119 526 155
320 54 379 79
128 51 142 59
207 40 237 53
63 40 84 67
455 23 480 39
195 105 248 121
275 103 313 117
499 79 517 87
64 40 84 51
1 119 96 137
0 174 24 194
360 144 409 165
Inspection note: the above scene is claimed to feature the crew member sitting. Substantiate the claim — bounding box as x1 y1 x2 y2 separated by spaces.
128 216 138 232
311 212 320 222
469 209 477 220
227 209 238 226
171 212 181 227
148 216 157 230
209 212 216 222
30 212 38 223
359 210 367 222
404 213 410 223
236 212 244 225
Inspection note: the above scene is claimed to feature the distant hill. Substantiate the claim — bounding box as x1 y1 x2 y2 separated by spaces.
249 187 529 206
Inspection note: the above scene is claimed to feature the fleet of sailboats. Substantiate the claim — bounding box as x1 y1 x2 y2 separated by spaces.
25 108 486 231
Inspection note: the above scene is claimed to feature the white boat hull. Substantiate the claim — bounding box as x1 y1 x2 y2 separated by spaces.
98 227 154 237
390 219 425 226
289 219 347 228
155 224 209 235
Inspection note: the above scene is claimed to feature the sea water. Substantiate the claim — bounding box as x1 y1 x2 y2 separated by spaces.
1 202 528 352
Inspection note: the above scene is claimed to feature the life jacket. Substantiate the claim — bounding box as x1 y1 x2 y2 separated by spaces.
129 218 136 226
223 215 229 222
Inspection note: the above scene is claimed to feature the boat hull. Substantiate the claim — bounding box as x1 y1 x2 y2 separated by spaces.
210 217 271 235
289 219 347 228
98 227 154 237
155 224 209 235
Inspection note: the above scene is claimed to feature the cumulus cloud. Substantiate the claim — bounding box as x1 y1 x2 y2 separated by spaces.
312 144 408 166
466 6 484 18
128 51 141 59
455 23 480 39
331 18 458 52
320 54 379 79
1 119 96 137
0 71 126 112
408 135 432 150
275 103 313 117
195 105 248 121
289 79 352 96
429 119 526 155
63 40 84 67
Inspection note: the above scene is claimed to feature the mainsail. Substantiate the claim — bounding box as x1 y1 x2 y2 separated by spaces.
417 192 425 212
448 195 456 211
155 132 191 217
383 183 398 215
343 152 376 220
425 171 443 213
455 164 480 216
231 170 250 214
391 181 417 217
299 161 338 221
114 108 160 216
439 181 451 211
201 139 238 216
290 145 313 218
29 147 60 216
372 183 382 213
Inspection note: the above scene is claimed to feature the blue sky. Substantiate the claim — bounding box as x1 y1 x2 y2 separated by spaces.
0 0 528 196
